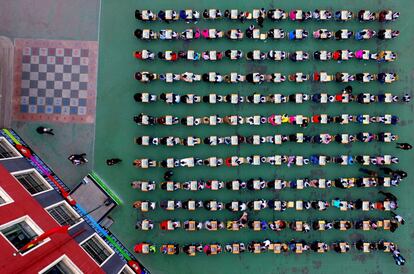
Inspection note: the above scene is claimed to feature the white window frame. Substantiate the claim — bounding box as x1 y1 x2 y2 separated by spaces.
0 137 22 160
45 201 83 229
0 215 50 256
0 186 14 207
38 254 83 274
79 233 114 266
118 265 135 274
11 168 53 196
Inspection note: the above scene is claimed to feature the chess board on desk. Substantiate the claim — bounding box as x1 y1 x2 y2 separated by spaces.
13 39 98 123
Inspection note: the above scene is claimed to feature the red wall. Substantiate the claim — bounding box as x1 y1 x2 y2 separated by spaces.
0 164 105 274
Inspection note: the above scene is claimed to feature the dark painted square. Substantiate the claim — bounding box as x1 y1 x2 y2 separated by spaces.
46 81 55 89
38 72 47 80
37 105 45 113
63 65 72 73
29 97 37 105
71 74 80 81
70 106 78 115
53 106 61 114
20 105 28 113
63 81 71 89
54 90 62 97
30 64 39 71
56 57 64 64
38 89 46 97
22 71 30 80
21 88 29 96
22 55 31 63
78 98 87 106
29 80 38 88
79 82 88 90
72 57 80 65
48 48 56 55
31 48 39 55
45 97 54 105
70 90 79 98
55 73 63 81
39 56 47 64
62 98 70 106
81 49 89 57
47 64 55 72
80 66 88 74
64 48 73 56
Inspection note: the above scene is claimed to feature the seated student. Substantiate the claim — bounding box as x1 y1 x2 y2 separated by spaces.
203 243 222 256
181 180 205 191
267 9 287 20
267 28 285 39
161 243 180 255
182 243 203 256
334 29 353 40
134 92 157 103
160 200 182 210
182 200 203 210
225 201 247 212
334 10 353 21
135 10 156 21
248 220 268 231
269 220 287 231
310 241 329 252
225 242 246 253
160 181 180 191
358 10 376 21
289 51 309 62
183 220 203 231
379 10 400 22
179 9 200 23
159 93 180 104
313 29 333 40
131 180 156 191
158 10 179 23
225 49 243 60
313 50 332 61
135 219 154 230
134 242 156 254
378 29 400 40
134 49 155 60
134 29 157 40
134 71 157 83
226 179 247 190
204 220 224 230
201 28 224 39
289 10 312 21
133 200 156 211
202 50 223 61
202 9 222 19
159 220 181 230
247 199 268 211
332 242 350 253
313 9 332 20
204 200 224 211
288 29 309 40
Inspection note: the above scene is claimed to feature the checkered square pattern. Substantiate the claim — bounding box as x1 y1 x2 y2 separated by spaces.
13 39 98 123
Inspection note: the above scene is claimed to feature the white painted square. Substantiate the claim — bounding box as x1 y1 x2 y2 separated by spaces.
70 98 79 107
78 90 88 98
55 64 63 73
62 90 71 98
46 89 54 97
21 96 29 105
72 49 81 57
37 81 46 89
54 81 63 89
61 106 70 115
28 105 37 113
79 74 88 82
29 89 38 97
23 47 32 56
71 65 80 74
46 73 55 81
80 57 89 66
53 97 62 106
39 64 47 73
30 56 39 64
37 97 45 106
21 80 30 88
78 106 87 115
63 73 71 81
22 63 31 72
39 48 48 56
70 82 79 90
56 48 64 57
30 72 39 80
64 57 72 65
47 56 56 64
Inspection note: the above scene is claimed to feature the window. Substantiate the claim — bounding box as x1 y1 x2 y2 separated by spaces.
0 216 46 254
0 186 13 206
0 137 21 159
39 255 82 274
46 202 81 227
80 234 114 266
12 169 52 195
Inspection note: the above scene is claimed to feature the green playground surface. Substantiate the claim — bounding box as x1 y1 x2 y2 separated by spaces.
95 0 414 273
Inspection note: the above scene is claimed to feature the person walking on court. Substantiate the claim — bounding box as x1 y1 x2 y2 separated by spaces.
107 158 122 166
68 153 88 165
36 126 54 135
396 143 412 150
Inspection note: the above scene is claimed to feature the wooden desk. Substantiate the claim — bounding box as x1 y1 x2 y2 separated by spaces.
253 221 261 231
187 221 196 231
210 244 218 255
142 243 150 254
339 242 348 253
363 221 370 231
210 221 218 231
383 220 391 230
232 243 240 254
296 243 303 253
318 243 327 253
318 220 326 231
254 243 261 254
296 200 303 210
363 243 370 253
167 244 176 255
167 200 175 210
362 201 370 211
188 246 196 256
295 221 303 231
340 221 347 231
